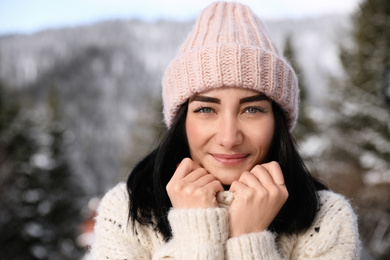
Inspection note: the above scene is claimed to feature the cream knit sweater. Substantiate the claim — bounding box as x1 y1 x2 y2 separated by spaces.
91 183 360 259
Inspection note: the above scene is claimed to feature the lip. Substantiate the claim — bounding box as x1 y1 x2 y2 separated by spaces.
211 153 249 166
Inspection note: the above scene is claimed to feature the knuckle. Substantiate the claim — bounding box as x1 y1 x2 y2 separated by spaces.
166 183 171 192
184 183 196 194
251 165 263 172
172 181 186 193
271 161 282 172
269 161 278 166
242 188 256 200
264 161 279 171
239 171 251 180
192 187 203 197
282 188 289 200
182 157 192 164
180 158 192 168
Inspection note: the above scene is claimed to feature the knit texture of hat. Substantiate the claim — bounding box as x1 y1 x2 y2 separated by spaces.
162 1 299 130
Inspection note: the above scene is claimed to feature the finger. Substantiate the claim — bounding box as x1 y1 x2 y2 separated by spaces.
229 179 249 193
258 161 285 186
204 179 224 193
237 171 264 190
184 167 209 182
229 180 261 202
250 165 275 186
170 158 201 181
192 173 218 187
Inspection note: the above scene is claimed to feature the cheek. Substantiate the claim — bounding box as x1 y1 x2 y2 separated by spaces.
251 118 275 154
185 118 205 151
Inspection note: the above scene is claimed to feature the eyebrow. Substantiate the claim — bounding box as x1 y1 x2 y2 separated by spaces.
239 94 269 104
189 96 220 104
189 94 269 104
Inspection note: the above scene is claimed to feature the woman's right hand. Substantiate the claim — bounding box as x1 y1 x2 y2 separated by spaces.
166 158 224 208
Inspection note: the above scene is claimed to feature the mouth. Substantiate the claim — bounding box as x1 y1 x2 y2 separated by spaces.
211 153 249 166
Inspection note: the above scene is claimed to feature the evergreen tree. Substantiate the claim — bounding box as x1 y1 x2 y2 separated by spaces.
0 80 40 259
0 82 84 259
328 0 390 258
330 0 390 172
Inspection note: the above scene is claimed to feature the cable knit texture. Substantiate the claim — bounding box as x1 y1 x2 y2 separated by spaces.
91 183 361 259
162 1 299 130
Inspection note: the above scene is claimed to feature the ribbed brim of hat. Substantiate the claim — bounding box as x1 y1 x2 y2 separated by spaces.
162 43 298 130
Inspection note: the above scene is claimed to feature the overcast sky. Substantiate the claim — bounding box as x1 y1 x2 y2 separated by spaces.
0 0 362 35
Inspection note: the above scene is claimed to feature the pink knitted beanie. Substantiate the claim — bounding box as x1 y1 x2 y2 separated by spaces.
162 1 299 130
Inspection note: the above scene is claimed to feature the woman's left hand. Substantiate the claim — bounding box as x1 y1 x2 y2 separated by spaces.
228 161 288 237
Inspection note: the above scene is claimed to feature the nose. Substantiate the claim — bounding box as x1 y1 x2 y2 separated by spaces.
215 116 243 149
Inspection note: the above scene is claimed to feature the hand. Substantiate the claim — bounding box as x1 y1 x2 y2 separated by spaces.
228 161 288 237
166 158 224 208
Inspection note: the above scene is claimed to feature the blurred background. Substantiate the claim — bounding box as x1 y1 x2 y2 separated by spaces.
0 0 389 259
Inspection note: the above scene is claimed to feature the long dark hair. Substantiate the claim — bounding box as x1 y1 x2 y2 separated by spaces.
127 101 327 240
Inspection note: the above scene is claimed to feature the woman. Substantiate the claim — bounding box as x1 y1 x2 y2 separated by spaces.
91 2 360 259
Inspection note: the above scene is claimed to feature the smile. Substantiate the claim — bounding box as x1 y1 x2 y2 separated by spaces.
211 153 249 166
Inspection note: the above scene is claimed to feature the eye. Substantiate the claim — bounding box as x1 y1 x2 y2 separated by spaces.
244 107 265 114
194 106 214 113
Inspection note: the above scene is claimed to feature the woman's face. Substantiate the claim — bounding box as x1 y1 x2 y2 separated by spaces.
185 87 275 185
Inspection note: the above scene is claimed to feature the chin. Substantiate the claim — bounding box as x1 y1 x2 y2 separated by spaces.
210 169 242 186
202 160 252 184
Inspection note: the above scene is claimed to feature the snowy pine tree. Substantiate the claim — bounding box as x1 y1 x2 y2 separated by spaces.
0 83 84 259
330 0 390 184
328 0 390 258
